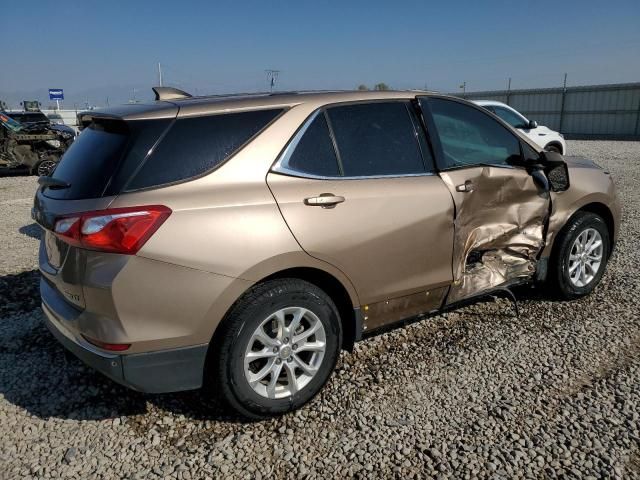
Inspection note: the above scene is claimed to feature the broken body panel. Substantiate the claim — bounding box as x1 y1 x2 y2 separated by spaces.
439 166 550 304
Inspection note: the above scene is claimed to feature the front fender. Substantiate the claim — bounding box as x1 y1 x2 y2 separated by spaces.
542 167 619 257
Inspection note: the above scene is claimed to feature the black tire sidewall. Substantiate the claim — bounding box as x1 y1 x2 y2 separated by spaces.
216 280 342 418
553 213 609 299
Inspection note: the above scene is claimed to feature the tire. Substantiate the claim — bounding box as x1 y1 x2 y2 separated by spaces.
32 157 58 176
545 144 562 154
548 212 610 299
208 278 342 419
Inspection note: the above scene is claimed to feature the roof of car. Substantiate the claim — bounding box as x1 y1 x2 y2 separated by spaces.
82 89 440 122
473 100 509 107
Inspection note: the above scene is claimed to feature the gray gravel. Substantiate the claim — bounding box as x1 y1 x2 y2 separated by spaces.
1 140 640 479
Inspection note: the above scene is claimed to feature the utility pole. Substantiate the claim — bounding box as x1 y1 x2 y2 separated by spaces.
559 73 568 133
460 81 466 98
265 69 280 92
506 77 511 105
158 62 163 87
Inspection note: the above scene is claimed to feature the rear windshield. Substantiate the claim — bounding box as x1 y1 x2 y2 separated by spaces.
45 118 170 200
45 108 282 200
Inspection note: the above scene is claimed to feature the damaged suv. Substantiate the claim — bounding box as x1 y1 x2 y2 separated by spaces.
33 88 620 418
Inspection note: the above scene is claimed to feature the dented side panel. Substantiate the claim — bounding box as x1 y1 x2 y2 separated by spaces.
440 166 550 304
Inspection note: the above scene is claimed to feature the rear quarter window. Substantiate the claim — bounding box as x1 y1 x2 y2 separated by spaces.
125 108 283 191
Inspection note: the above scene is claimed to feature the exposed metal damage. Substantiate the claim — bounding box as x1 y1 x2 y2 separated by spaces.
441 166 550 304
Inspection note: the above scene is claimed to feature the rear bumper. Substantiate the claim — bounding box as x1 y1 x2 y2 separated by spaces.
41 277 208 393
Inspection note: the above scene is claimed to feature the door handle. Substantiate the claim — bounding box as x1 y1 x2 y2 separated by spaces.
455 180 474 193
304 194 345 208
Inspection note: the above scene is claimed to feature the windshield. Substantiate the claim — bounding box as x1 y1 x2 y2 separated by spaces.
492 106 528 129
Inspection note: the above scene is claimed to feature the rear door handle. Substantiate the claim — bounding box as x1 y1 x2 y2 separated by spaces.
455 180 474 193
304 194 345 208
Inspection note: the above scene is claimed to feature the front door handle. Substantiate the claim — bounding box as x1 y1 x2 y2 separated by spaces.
304 194 345 208
455 180 474 193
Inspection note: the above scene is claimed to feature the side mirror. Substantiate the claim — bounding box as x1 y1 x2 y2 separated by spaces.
528 120 538 129
540 150 569 192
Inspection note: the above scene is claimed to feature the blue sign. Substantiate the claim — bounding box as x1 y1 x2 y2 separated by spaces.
49 89 64 100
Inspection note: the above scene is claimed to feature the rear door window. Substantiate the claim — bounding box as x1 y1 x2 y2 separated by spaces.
326 102 426 177
126 109 283 190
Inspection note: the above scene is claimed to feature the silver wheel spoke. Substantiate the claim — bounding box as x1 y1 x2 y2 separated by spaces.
293 320 322 344
266 362 284 398
245 348 278 360
293 354 318 376
296 340 326 353
248 357 276 386
252 328 279 348
587 240 602 254
273 310 286 339
288 309 305 337
283 362 299 395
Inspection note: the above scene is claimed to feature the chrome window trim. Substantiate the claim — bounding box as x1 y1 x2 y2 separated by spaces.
271 107 435 181
272 167 436 181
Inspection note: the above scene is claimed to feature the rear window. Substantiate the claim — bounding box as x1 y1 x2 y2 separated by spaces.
45 119 170 200
125 109 283 190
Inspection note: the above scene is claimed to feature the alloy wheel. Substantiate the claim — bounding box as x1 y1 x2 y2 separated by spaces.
244 306 326 399
568 227 603 287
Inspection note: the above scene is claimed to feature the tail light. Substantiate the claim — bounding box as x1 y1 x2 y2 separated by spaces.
54 205 171 254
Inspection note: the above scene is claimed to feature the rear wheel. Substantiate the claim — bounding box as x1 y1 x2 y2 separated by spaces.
208 278 342 419
549 212 610 299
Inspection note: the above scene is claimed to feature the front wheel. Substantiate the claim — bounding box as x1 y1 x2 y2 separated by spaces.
549 212 610 299
208 279 342 419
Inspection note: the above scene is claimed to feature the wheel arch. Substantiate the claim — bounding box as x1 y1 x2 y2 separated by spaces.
260 267 360 352
544 141 564 154
549 201 615 260
575 202 615 257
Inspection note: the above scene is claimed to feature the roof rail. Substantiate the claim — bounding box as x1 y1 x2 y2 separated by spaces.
152 86 193 101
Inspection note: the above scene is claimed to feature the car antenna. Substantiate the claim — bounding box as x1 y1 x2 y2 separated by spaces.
152 87 192 101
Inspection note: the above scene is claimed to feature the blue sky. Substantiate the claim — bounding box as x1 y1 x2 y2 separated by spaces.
2 0 639 107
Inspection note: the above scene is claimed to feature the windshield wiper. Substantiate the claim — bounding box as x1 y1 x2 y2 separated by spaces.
38 176 70 189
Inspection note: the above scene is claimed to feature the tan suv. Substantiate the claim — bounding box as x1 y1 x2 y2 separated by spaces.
33 88 620 418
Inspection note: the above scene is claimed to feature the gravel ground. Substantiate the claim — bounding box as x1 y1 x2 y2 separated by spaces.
1 140 639 479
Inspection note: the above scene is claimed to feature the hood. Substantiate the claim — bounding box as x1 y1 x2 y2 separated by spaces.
563 156 604 171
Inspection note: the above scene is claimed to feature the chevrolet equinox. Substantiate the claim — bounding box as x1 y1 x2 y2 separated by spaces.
33 88 620 418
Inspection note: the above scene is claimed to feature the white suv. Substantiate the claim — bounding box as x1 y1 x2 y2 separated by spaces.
474 100 567 155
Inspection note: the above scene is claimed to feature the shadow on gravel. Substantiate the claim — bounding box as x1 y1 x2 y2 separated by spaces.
0 269 250 425
19 223 42 240
0 270 41 315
